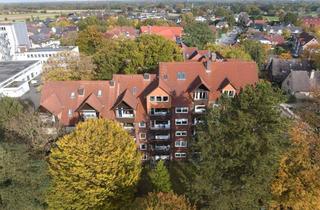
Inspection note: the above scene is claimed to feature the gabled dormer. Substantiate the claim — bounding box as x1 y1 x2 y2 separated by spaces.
76 93 103 120
188 76 210 101
146 79 171 113
112 89 137 119
218 78 237 98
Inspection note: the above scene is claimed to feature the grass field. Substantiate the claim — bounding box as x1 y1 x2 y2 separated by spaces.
0 13 60 22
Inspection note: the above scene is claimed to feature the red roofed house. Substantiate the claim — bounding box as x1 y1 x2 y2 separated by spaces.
104 26 138 39
140 26 183 43
302 17 320 28
40 59 258 161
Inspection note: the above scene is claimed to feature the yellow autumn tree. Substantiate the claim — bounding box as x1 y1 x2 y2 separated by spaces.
47 119 142 210
132 192 196 210
42 53 96 81
270 122 320 210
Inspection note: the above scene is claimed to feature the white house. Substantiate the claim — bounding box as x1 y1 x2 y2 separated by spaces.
0 60 42 97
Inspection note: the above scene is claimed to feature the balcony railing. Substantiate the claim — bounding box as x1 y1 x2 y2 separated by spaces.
194 105 206 113
155 135 170 140
150 108 170 116
116 109 135 118
153 145 171 152
150 124 170 130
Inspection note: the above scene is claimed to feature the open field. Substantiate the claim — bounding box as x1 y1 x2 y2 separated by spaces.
0 13 60 22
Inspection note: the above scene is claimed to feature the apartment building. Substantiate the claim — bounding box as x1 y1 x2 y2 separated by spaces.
0 22 31 61
40 59 258 161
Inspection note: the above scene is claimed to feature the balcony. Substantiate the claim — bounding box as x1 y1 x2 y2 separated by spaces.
116 108 135 118
194 105 206 113
80 110 98 120
150 108 170 116
152 145 171 155
150 133 171 141
150 120 170 130
123 123 135 131
193 91 208 101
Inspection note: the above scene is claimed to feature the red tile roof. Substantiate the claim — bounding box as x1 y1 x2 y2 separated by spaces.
40 60 258 126
104 26 138 39
140 26 183 41
303 17 320 27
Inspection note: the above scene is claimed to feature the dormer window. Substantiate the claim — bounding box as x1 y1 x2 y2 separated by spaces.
223 90 235 97
177 72 186 80
70 92 75 99
97 90 102 97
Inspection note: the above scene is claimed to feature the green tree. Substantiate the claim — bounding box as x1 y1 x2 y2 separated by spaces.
149 160 172 193
270 122 320 210
206 43 252 61
0 142 49 210
241 40 268 70
132 192 196 210
76 25 104 55
137 34 183 72
188 81 289 209
183 22 215 49
283 12 299 25
0 97 23 130
47 119 142 210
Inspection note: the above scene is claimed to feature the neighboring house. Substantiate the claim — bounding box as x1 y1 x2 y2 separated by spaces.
140 26 183 43
265 24 302 35
0 22 31 61
249 32 285 46
40 59 258 161
293 32 319 57
13 46 79 67
251 19 267 31
0 60 41 97
267 57 313 84
302 17 320 28
195 16 207 22
282 70 320 98
104 26 138 39
215 21 229 29
182 45 224 62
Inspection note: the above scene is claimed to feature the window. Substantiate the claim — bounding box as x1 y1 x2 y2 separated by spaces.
194 91 208 100
177 72 186 80
140 133 146 139
97 90 102 97
175 107 188 113
150 96 169 102
70 92 76 99
68 109 73 117
140 143 147 150
175 140 187 148
78 88 85 96
223 90 235 97
175 153 187 158
139 121 146 128
176 131 187 136
175 119 188 125
142 153 148 160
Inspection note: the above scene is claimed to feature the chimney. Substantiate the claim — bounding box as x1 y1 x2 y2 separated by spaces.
109 80 115 87
205 60 212 72
143 73 150 80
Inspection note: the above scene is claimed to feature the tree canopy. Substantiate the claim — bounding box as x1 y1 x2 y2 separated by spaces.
183 22 215 49
270 122 320 210
42 53 96 81
76 25 104 55
148 160 172 193
187 81 290 209
133 192 196 210
93 35 182 79
206 43 252 61
47 119 142 210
